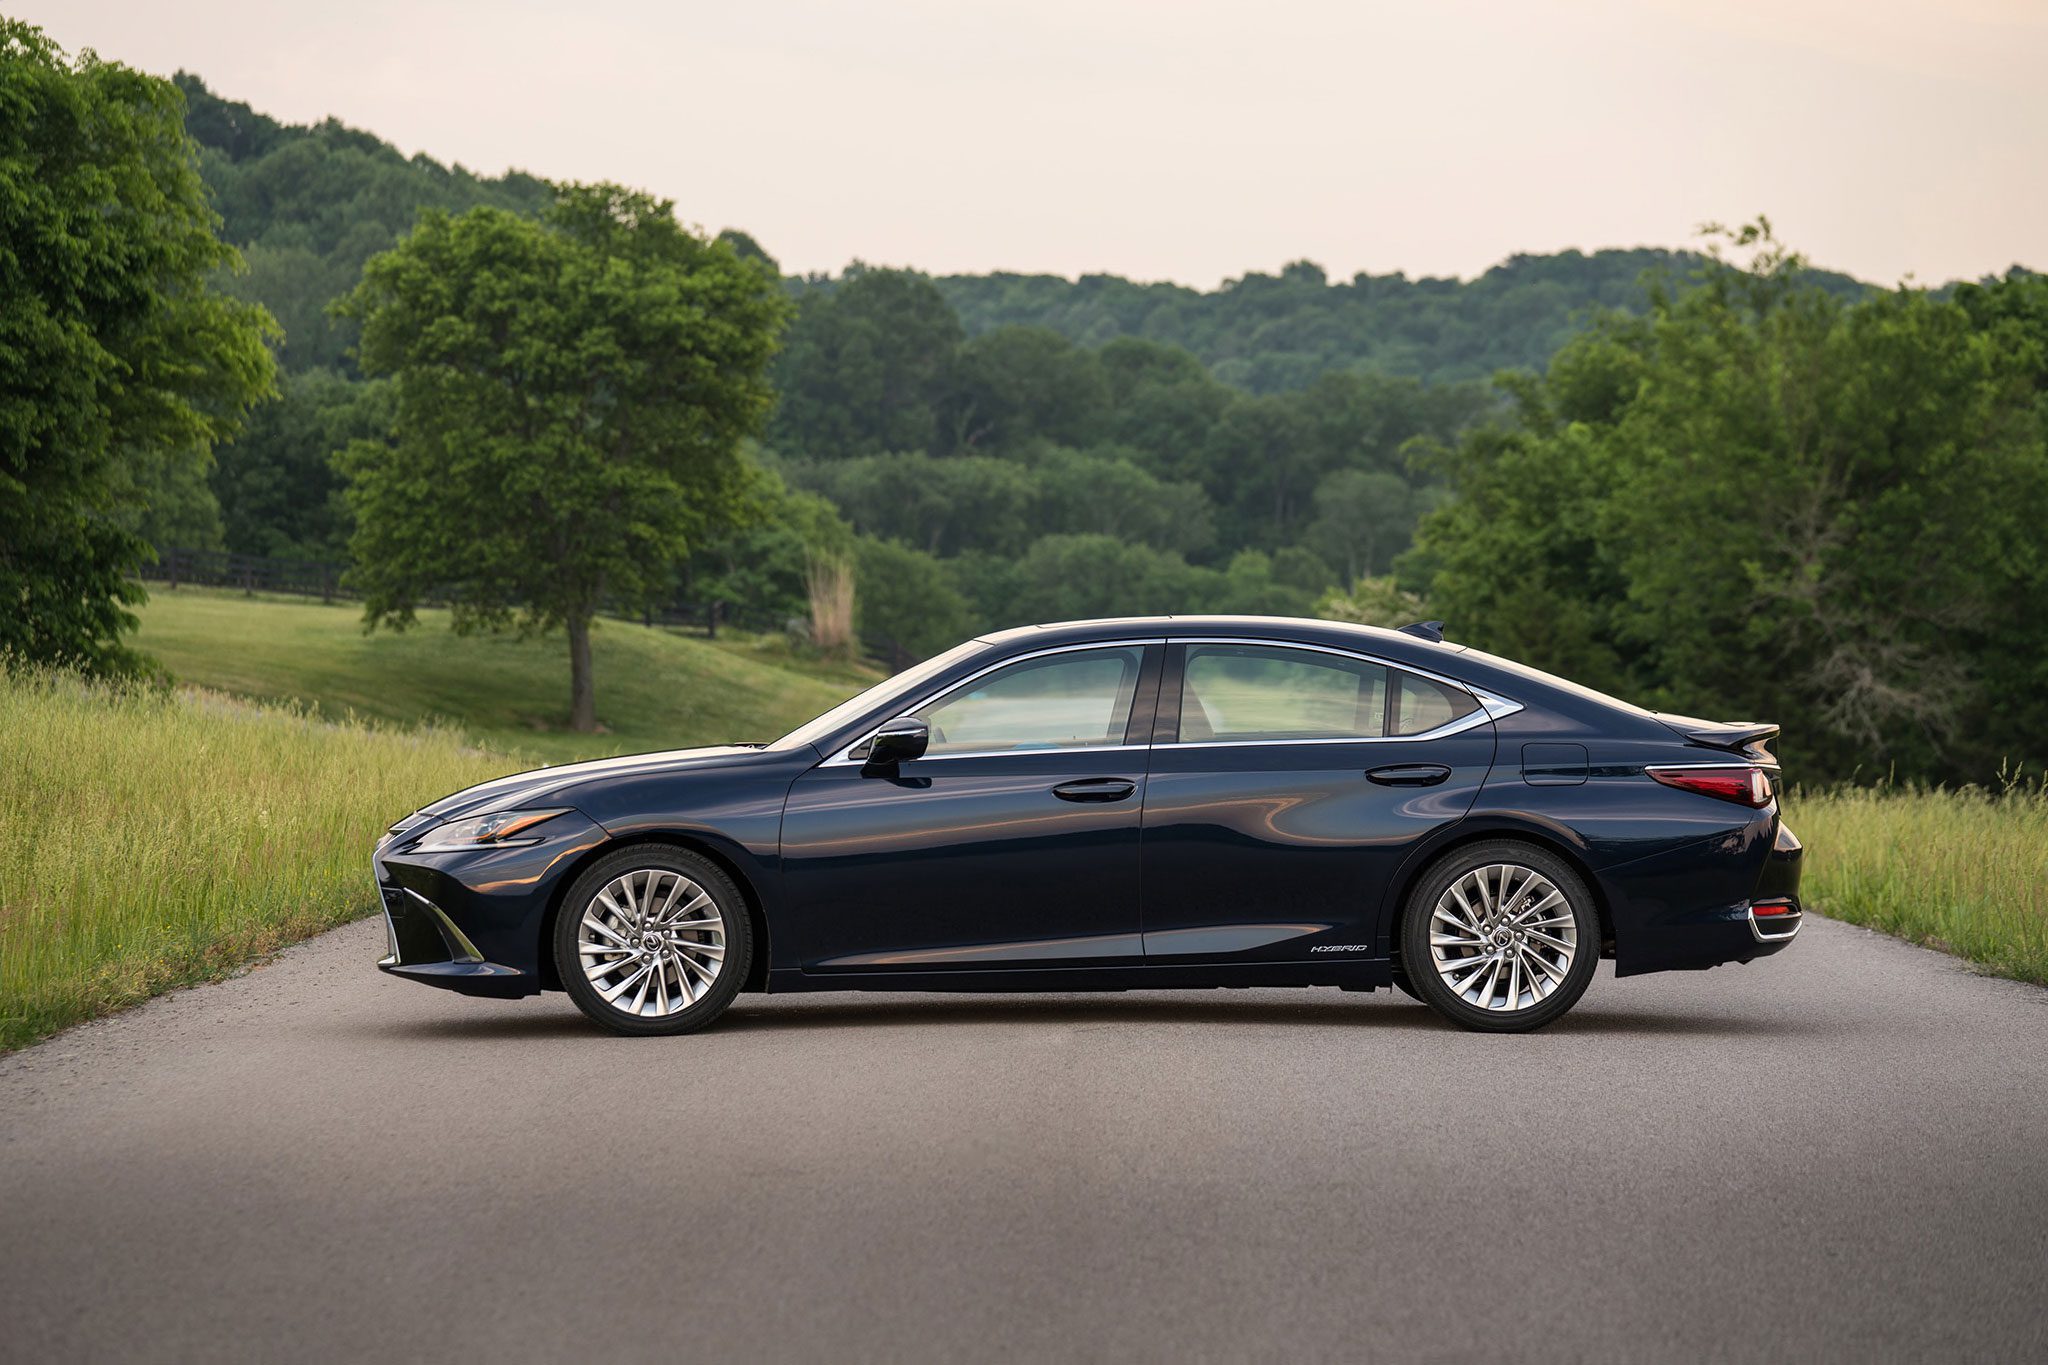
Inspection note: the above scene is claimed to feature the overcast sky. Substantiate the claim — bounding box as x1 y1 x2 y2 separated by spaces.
19 0 2045 287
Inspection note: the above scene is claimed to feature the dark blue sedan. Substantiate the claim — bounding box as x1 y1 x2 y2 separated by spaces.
373 617 1804 1033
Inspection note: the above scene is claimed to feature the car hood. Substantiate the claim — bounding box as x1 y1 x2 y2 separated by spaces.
409 745 774 825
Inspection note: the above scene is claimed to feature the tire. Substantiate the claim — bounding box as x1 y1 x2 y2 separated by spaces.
1388 964 1425 1002
1399 840 1598 1033
553 845 752 1037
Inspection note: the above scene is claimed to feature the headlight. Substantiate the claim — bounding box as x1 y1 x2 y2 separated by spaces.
410 808 571 853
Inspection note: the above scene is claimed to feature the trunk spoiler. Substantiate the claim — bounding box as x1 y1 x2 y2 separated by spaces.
1656 714 1780 755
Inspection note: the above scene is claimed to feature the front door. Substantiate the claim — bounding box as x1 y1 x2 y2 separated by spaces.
1138 641 1496 964
780 643 1161 974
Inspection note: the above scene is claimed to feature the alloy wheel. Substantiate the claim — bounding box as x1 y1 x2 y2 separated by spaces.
577 868 726 1018
1427 863 1576 1013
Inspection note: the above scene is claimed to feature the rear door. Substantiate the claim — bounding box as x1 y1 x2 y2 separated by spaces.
1137 640 1496 964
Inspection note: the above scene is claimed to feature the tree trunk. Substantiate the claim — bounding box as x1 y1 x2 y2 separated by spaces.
567 612 597 733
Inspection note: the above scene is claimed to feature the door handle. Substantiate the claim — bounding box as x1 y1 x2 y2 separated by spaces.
1051 778 1137 803
1366 764 1452 787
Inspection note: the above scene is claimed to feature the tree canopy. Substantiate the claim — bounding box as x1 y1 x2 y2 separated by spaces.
1405 226 2048 782
1 24 275 674
337 185 787 730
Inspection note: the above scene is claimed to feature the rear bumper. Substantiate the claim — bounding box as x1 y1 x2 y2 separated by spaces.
1607 812 1804 977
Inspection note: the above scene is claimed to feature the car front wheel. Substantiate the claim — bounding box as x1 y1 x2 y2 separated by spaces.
554 846 751 1036
1400 841 1598 1033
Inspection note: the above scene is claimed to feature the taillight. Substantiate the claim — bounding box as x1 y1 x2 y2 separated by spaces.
1647 765 1772 807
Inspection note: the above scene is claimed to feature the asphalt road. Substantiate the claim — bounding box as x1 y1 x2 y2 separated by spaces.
3 915 2045 1364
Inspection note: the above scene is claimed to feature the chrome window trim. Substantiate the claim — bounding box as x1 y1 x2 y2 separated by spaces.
824 639 1165 766
821 633 1520 766
1166 637 1517 747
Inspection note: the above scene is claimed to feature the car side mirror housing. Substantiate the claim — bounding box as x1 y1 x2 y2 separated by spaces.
863 716 929 770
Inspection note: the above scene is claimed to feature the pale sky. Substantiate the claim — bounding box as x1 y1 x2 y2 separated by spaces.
19 0 2046 287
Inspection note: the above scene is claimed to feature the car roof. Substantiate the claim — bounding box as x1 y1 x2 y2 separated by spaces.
979 615 1462 662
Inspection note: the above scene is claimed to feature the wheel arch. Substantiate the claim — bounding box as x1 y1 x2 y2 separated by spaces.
538 831 772 994
1380 818 1617 965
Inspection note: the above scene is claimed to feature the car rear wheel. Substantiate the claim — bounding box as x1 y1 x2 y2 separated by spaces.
1400 841 1598 1033
554 846 751 1036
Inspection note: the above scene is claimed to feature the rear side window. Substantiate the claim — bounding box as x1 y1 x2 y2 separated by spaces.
1177 643 1480 742
1180 645 1388 741
1391 671 1480 736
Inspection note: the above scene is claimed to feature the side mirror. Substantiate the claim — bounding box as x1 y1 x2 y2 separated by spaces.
862 716 929 770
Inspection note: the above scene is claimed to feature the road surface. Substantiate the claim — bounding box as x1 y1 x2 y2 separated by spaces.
3 914 2045 1362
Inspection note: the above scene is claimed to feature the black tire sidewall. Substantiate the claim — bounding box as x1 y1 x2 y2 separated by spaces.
553 845 752 1037
1399 840 1598 1033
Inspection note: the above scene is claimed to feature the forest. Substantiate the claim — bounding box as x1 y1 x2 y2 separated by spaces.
162 76 1861 642
9 51 2043 784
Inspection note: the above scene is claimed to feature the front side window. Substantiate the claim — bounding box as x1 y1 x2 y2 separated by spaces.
912 647 1145 756
1179 645 1388 741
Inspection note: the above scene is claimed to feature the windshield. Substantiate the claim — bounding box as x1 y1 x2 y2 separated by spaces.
767 639 990 754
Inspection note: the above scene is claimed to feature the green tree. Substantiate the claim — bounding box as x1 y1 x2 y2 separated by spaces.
213 369 390 558
679 457 850 629
1 24 276 673
1315 575 1428 629
943 326 1108 451
855 537 972 669
1411 225 2048 781
793 452 1035 557
770 269 962 458
337 184 787 731
176 74 552 376
1304 469 1426 580
1026 446 1215 556
1006 535 1210 623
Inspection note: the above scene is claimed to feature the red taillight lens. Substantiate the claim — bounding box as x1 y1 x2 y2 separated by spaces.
1648 765 1772 807
1752 899 1797 917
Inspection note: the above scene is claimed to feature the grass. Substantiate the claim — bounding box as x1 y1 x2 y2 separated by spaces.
0 591 878 1050
0 674 514 1051
1790 782 2048 987
133 588 871 764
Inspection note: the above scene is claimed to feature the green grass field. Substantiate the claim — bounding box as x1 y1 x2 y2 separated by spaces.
133 588 874 763
1791 783 2048 987
0 675 514 1050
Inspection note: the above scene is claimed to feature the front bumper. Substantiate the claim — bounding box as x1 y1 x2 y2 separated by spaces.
373 809 611 998
376 883 534 998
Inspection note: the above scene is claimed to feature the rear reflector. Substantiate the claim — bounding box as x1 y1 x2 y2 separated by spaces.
1752 899 1798 917
1647 765 1773 807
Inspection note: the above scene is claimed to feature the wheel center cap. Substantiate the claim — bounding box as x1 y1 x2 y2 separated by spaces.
1493 931 1510 947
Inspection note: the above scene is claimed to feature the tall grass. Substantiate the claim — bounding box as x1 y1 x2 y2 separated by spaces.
805 553 856 657
1791 780 2048 986
0 674 512 1050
